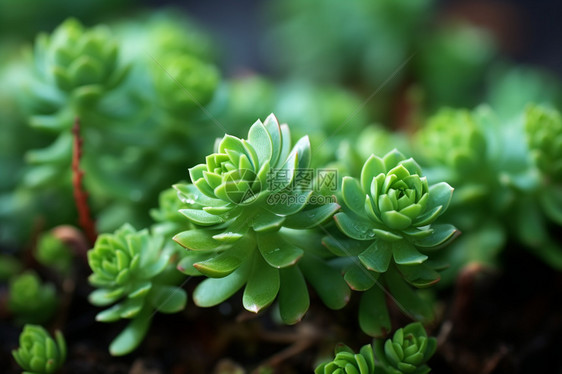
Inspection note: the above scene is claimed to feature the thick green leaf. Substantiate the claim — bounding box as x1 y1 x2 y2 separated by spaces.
193 261 250 307
359 240 392 273
173 229 228 251
177 252 209 275
278 266 310 324
179 208 224 226
252 210 285 232
109 309 152 356
293 136 311 170
149 285 187 313
392 240 428 265
322 236 370 257
89 287 124 306
359 286 391 337
342 177 365 215
248 120 273 166
426 182 453 214
300 255 350 310
257 232 303 268
385 269 434 322
334 213 376 240
415 224 458 249
194 241 251 277
397 264 441 288
361 155 386 192
243 253 280 313
266 191 312 215
283 203 340 229
344 262 378 291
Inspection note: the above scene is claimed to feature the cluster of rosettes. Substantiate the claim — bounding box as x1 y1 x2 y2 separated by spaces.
174 114 341 322
12 325 66 374
415 108 487 177
315 322 436 374
32 18 128 106
88 224 186 355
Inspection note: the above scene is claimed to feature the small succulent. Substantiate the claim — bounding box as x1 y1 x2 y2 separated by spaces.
315 343 375 374
415 108 487 178
374 322 436 374
88 223 187 355
327 150 457 335
151 53 220 117
35 232 73 275
12 324 66 374
334 149 456 273
8 271 57 325
30 18 127 108
174 114 343 322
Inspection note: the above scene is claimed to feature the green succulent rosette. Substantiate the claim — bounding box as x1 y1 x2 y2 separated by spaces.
12 325 66 374
151 53 220 117
334 149 456 276
30 18 128 112
35 232 73 275
415 108 487 179
315 343 376 374
8 271 57 325
375 322 436 374
88 223 187 355
174 114 343 322
327 150 457 335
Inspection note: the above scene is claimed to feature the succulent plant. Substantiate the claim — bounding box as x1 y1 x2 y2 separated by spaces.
315 343 376 374
415 108 487 178
174 114 343 322
35 232 73 275
374 322 436 374
88 223 187 355
8 271 57 325
30 18 127 106
151 53 220 117
12 324 66 374
327 150 457 335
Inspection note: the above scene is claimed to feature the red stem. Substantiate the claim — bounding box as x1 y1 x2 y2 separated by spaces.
72 117 97 245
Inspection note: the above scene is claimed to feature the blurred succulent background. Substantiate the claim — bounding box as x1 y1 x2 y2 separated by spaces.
1 0 561 373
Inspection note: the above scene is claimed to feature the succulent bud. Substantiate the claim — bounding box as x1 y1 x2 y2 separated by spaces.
315 343 375 374
12 324 66 374
375 322 436 374
8 271 57 324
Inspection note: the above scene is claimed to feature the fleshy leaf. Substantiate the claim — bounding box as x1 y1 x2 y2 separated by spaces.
283 202 340 229
300 255 350 310
359 286 391 337
149 286 187 313
243 253 280 313
193 261 250 307
257 232 304 268
392 241 428 265
359 240 393 273
278 266 310 324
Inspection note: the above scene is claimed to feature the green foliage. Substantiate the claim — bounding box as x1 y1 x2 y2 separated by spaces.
8 272 57 325
525 105 562 182
88 223 187 355
316 322 436 374
375 323 436 374
12 324 67 374
315 343 375 374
